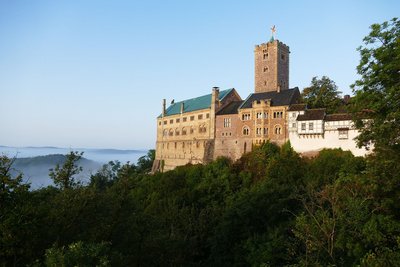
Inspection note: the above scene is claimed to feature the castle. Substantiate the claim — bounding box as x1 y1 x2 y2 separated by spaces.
152 34 368 172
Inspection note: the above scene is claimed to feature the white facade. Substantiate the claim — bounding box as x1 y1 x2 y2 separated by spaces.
288 111 370 157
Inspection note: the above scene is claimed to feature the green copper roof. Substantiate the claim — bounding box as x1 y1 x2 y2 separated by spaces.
159 88 234 118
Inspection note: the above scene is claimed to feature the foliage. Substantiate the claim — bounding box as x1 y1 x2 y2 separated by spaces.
301 76 343 113
44 241 111 267
49 151 83 189
351 17 400 152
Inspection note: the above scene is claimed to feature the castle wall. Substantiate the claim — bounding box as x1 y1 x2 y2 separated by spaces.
214 114 252 160
156 108 214 171
289 120 370 157
238 105 289 147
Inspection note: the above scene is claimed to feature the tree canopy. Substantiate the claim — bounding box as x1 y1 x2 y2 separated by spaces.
302 76 343 113
351 17 400 152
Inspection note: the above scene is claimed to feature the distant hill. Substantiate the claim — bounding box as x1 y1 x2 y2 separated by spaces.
11 154 102 189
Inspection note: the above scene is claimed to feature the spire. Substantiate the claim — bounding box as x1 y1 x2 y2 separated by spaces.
269 25 276 42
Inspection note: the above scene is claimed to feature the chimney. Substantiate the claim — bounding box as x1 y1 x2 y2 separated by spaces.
162 99 166 117
210 87 220 140
212 87 220 104
180 102 184 114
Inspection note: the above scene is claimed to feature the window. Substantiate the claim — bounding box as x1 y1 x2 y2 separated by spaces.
242 126 250 136
198 114 203 120
301 123 306 131
242 113 251 121
164 120 167 125
256 128 262 136
273 111 283 118
309 123 314 131
183 117 187 122
264 81 267 86
256 112 263 119
275 126 282 135
174 142 177 149
223 118 231 128
199 125 207 133
264 128 268 135
190 127 194 134
190 116 195 121
182 128 187 135
158 121 161 126
281 54 285 61
175 129 180 136
163 130 168 136
169 129 174 136
176 118 180 123
264 112 268 119
339 129 349 139
170 119 173 124
206 113 210 119
292 113 297 118
292 123 296 128
263 67 268 72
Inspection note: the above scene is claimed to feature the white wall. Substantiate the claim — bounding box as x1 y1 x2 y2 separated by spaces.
289 120 370 157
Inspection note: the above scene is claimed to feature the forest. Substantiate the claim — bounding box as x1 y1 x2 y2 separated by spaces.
1 18 399 266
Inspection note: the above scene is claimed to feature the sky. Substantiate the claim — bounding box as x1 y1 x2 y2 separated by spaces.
0 0 398 149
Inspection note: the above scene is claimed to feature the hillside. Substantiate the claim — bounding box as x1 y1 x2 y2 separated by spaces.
11 154 102 189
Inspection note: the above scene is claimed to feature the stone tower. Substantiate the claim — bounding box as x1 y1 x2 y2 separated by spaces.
254 39 290 93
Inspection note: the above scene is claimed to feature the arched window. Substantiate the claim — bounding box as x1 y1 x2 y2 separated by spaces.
169 129 174 136
163 129 168 137
274 125 282 135
199 124 207 133
182 127 187 135
242 126 250 136
175 128 180 136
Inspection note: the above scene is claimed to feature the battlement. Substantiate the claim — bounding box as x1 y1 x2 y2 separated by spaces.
254 40 290 52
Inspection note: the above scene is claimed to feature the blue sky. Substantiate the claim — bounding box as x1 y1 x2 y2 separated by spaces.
0 0 398 149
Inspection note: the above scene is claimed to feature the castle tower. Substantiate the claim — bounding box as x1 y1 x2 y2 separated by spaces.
254 39 290 93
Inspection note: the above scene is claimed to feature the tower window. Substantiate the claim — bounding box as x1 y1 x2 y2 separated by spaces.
264 81 267 86
281 54 285 61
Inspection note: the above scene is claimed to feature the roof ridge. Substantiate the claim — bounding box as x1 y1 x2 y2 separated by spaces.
172 88 234 104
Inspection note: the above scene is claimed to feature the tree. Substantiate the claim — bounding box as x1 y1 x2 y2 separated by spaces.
302 76 343 113
49 151 83 189
136 149 155 173
351 18 400 152
44 241 111 267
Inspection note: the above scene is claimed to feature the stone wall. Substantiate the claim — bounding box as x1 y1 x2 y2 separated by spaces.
155 108 214 171
254 40 290 93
